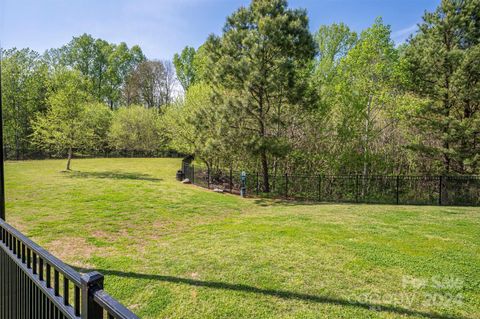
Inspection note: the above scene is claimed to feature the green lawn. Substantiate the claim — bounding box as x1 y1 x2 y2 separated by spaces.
4 158 480 319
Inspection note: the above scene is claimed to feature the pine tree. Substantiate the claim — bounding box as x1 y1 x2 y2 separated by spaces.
405 0 480 174
204 0 316 191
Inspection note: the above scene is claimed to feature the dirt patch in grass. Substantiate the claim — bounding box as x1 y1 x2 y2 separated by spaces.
91 229 129 241
46 237 98 268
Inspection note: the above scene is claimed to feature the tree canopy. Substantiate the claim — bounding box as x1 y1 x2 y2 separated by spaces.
3 0 480 181
109 105 164 152
31 69 96 170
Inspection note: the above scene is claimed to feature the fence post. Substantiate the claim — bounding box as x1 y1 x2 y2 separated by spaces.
206 167 210 189
256 172 259 195
355 175 359 203
81 272 104 319
317 175 321 202
192 165 195 184
229 167 233 193
285 173 289 198
396 175 400 205
439 176 443 206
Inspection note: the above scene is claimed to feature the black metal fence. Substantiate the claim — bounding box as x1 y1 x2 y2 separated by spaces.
2 145 183 161
182 163 480 206
0 219 139 319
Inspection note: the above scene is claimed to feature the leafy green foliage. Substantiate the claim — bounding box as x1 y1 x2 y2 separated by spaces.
163 83 229 167
3 0 480 178
108 105 164 152
31 70 96 170
163 0 480 178
57 33 146 108
314 23 357 86
84 102 113 151
173 46 197 91
1 48 49 159
404 0 480 174
335 19 400 175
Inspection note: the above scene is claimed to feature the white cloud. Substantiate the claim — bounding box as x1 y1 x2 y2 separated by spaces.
392 24 418 45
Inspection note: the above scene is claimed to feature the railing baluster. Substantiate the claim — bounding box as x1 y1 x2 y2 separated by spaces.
74 285 81 316
32 252 37 274
27 247 31 268
54 269 60 296
21 243 26 264
39 257 44 281
46 263 51 288
64 276 69 306
12 236 16 254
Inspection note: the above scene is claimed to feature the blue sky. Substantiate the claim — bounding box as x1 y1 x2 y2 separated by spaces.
1 0 439 60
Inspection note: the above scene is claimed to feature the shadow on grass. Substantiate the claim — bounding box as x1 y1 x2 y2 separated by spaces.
251 198 354 207
250 197 453 208
66 170 162 182
73 266 464 319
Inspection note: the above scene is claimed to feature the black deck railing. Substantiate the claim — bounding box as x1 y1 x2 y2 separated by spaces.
181 163 480 206
0 219 139 319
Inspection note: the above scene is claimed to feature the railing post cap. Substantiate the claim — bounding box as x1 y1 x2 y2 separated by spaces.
81 271 105 286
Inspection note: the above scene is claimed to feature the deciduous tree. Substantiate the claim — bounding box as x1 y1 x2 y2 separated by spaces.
108 105 164 152
318 19 402 177
173 46 197 91
163 83 228 168
1 48 49 159
31 70 94 170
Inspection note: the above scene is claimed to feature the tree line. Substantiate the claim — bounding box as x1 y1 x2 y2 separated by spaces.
168 0 480 192
1 34 177 164
1 0 479 187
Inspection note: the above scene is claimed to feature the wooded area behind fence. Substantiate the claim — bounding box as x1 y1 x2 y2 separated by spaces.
182 163 480 206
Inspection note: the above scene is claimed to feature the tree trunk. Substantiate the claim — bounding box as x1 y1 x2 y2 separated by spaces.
362 95 373 196
442 31 452 174
443 142 450 174
206 161 211 189
15 131 20 161
259 111 269 192
442 77 451 174
261 150 269 193
66 148 73 171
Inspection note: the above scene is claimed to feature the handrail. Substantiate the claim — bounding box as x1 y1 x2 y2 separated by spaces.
93 290 139 319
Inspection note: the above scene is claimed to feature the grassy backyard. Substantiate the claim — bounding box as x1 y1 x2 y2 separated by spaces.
4 158 480 319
